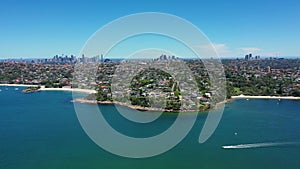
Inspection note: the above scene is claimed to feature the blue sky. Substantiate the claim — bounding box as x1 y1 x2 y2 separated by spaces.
0 0 300 58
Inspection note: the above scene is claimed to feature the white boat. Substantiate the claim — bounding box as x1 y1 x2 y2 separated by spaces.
222 142 297 149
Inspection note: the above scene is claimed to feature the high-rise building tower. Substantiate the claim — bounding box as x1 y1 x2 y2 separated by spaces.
100 54 104 62
82 54 85 63
249 53 252 59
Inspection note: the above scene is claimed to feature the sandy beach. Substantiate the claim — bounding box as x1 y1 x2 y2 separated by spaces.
0 84 39 87
38 86 96 94
231 94 300 100
0 84 96 94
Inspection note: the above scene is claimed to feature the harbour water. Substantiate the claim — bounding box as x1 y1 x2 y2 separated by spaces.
0 86 300 169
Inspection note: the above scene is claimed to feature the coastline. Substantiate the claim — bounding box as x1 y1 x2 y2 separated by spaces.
2 84 300 112
231 94 300 100
38 86 96 94
0 84 96 94
0 84 39 87
73 98 187 112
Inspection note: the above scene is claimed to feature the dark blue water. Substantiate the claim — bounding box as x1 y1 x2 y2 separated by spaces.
0 86 300 169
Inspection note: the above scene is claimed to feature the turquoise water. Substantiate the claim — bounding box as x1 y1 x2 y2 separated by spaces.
1 86 300 169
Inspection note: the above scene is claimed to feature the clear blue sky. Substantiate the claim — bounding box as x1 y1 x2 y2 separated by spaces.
1 0 300 58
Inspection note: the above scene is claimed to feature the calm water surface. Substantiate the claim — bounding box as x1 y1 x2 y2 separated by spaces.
0 86 300 169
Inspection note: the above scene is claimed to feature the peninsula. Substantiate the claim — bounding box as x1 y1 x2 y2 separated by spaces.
1 55 300 112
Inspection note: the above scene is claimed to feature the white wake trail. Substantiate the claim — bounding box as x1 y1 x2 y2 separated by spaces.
222 142 300 149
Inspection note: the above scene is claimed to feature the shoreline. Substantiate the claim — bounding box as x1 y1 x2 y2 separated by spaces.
2 84 300 112
231 94 300 100
3 83 299 100
0 84 39 87
73 98 194 113
38 86 96 94
72 95 300 113
0 84 96 94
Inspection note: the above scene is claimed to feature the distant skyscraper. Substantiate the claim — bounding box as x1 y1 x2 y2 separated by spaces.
101 54 104 62
160 54 163 60
245 53 254 60
82 54 85 63
163 55 167 60
249 53 252 59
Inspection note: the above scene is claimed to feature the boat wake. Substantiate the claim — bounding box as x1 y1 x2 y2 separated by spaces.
222 142 300 149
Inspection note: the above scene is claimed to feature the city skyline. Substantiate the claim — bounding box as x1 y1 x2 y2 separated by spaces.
1 0 300 58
